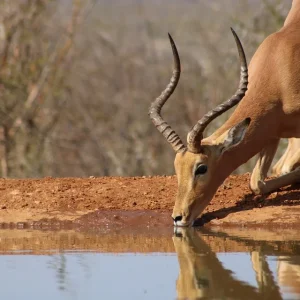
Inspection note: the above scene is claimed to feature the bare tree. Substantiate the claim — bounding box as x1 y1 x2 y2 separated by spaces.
0 0 291 177
0 0 85 177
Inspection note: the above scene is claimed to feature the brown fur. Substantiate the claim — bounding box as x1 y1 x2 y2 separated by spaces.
172 1 300 226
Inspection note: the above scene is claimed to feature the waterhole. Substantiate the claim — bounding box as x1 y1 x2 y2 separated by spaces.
0 226 300 300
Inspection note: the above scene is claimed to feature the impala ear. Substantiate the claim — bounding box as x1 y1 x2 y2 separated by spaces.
219 118 251 154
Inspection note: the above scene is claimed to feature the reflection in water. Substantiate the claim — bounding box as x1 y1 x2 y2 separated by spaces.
0 228 300 299
55 254 67 291
277 256 300 296
173 228 300 300
251 251 279 297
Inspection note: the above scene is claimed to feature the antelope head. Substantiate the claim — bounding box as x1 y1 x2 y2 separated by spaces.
149 29 249 227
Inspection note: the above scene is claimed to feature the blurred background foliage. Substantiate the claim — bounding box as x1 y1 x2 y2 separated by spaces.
0 0 292 178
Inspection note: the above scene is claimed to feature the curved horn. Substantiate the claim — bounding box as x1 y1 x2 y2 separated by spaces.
148 33 186 153
187 28 249 153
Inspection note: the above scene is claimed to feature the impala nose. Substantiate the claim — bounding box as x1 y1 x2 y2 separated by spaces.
173 215 183 222
173 215 191 227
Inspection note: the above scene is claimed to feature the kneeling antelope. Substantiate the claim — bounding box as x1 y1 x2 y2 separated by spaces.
149 1 300 227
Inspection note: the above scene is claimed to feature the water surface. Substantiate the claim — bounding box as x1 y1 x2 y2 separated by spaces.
0 227 300 300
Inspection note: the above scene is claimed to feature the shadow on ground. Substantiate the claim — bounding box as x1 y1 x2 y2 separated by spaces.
195 183 300 226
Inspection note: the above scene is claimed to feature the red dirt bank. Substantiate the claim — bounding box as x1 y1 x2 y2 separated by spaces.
0 173 300 227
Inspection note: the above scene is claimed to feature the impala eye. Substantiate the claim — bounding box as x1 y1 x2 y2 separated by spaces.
195 164 208 176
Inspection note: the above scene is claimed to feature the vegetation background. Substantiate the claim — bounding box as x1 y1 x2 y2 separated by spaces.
0 0 291 178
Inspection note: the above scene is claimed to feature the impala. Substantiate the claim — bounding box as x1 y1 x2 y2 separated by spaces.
149 0 300 227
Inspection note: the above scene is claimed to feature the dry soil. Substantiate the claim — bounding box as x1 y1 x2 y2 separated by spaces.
0 173 300 228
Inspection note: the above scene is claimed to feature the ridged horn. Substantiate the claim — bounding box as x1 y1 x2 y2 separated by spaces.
187 28 249 153
148 33 186 153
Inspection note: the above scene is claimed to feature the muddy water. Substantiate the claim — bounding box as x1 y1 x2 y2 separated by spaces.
0 227 300 300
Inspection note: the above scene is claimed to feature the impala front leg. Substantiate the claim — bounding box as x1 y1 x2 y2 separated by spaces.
271 139 292 177
250 139 279 195
258 166 300 194
271 138 300 176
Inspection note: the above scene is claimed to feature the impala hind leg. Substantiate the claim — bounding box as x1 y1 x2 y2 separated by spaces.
250 139 279 195
258 167 300 194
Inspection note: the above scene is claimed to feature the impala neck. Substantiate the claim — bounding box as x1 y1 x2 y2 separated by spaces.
284 0 300 26
204 93 279 185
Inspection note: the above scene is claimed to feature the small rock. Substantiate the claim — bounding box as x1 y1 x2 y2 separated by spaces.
10 190 20 195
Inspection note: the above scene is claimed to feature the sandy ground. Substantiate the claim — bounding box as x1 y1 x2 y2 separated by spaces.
0 173 300 228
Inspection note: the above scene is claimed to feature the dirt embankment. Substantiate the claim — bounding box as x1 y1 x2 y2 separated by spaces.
0 173 300 227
